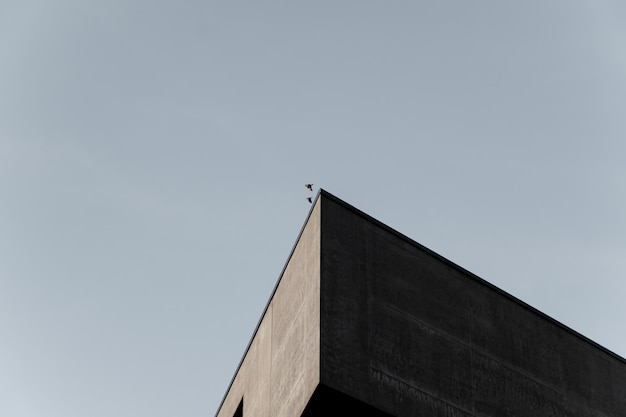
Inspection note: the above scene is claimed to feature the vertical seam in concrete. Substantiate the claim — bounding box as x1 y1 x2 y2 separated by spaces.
318 194 323 387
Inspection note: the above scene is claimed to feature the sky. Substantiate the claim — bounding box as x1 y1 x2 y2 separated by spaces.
1 1 625 416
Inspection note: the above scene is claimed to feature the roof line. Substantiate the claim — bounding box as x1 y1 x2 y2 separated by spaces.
318 188 626 365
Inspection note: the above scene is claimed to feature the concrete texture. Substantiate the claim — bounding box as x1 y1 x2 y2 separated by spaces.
215 190 626 417
215 200 320 417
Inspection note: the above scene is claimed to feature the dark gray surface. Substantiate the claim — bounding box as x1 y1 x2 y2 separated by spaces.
319 190 626 417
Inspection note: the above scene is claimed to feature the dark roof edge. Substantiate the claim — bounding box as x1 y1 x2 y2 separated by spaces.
214 190 323 417
319 188 626 365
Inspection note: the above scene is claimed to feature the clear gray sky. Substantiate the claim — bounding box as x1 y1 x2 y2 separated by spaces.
2 1 625 416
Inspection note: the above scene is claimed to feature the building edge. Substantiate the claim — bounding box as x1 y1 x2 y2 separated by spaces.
214 188 625 417
213 190 323 417
316 189 625 366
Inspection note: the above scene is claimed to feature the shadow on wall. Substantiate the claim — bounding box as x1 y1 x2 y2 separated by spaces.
301 385 394 417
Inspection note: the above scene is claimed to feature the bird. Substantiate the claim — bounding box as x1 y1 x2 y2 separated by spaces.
306 197 312 203
305 183 313 191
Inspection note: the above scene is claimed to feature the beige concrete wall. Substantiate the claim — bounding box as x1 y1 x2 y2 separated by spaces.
216 200 321 417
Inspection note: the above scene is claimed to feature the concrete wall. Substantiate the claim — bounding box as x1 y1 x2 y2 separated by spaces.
216 200 321 417
216 190 626 417
319 192 626 417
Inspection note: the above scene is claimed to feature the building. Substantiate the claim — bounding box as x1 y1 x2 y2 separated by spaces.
215 190 626 417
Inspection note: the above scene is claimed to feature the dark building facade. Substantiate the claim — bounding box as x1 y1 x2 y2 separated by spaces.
215 190 626 417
